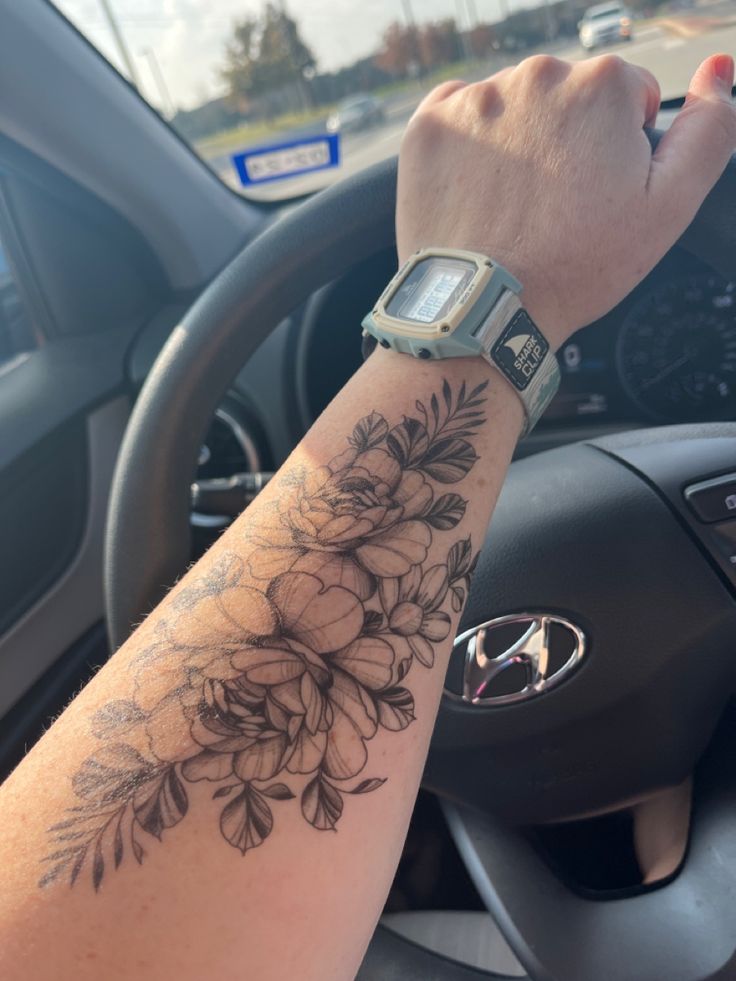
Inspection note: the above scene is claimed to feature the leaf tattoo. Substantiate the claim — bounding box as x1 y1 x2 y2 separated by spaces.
40 380 487 889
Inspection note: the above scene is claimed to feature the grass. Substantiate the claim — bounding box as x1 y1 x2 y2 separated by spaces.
195 104 335 158
372 58 483 99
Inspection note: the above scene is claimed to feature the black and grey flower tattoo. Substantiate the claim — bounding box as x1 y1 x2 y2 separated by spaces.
40 380 486 889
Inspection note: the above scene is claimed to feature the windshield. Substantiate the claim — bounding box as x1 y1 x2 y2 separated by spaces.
587 7 625 20
52 0 725 202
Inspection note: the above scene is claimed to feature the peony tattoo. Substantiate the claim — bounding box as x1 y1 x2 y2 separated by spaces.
40 379 486 889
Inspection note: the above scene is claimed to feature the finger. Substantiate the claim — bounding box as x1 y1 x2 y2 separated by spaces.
649 54 736 210
628 64 661 127
512 53 572 87
578 55 660 127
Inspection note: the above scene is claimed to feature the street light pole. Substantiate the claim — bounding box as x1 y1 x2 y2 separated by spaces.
97 0 142 90
141 47 175 118
401 0 417 28
400 0 424 78
542 0 555 41
276 0 312 111
455 0 473 60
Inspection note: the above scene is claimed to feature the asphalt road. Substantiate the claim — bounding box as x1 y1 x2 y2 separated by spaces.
220 15 736 202
566 19 736 97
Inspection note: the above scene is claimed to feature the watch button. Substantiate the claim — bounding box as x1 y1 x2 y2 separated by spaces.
684 473 736 523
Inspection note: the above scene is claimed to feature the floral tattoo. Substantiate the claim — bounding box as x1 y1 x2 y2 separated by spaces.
40 380 487 889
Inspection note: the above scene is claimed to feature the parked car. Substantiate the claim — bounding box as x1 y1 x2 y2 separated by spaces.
326 94 385 133
578 2 633 49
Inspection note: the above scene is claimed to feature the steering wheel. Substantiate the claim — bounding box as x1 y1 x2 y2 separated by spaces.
106 133 736 980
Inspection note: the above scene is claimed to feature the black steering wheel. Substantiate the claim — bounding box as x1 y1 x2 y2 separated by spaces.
106 135 736 980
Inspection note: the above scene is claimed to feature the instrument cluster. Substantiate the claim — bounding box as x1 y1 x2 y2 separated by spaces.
300 247 736 432
546 252 736 427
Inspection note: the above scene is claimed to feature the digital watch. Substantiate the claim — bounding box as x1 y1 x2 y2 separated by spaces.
361 248 561 436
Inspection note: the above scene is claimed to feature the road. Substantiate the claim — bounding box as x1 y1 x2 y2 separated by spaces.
211 13 736 202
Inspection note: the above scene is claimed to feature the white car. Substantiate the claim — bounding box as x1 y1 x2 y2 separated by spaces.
579 2 633 49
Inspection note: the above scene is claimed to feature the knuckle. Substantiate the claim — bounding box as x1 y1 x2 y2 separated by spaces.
433 79 465 98
640 66 659 91
466 79 503 116
403 103 447 146
422 79 466 106
516 54 566 82
587 53 627 82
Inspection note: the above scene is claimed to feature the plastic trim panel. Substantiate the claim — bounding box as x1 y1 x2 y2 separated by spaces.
0 397 128 718
0 0 261 288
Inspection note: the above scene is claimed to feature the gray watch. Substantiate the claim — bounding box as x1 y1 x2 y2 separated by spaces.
361 248 561 436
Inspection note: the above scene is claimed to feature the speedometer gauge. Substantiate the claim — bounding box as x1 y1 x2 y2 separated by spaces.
617 273 736 421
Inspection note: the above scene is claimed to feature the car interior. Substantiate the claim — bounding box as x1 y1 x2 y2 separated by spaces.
2 2 736 979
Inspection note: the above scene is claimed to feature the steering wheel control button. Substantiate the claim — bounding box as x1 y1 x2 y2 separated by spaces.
684 472 736 523
709 520 736 573
447 613 587 706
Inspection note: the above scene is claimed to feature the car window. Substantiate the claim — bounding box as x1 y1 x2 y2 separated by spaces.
588 7 624 20
51 0 718 202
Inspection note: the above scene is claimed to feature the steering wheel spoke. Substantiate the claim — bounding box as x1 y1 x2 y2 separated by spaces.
443 705 736 981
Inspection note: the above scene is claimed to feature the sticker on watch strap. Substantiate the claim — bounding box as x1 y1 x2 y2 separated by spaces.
490 310 549 391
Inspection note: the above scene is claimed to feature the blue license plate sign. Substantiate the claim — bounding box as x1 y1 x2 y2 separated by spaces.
232 133 340 186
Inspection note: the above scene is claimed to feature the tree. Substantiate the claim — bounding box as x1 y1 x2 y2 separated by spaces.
418 19 462 68
221 3 316 107
467 23 498 58
375 19 463 80
310 57 392 105
375 21 420 78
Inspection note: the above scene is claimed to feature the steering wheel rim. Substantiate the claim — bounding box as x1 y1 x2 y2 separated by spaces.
106 136 736 980
105 154 399 648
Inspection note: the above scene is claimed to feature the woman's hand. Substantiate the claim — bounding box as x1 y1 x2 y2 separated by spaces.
397 53 736 349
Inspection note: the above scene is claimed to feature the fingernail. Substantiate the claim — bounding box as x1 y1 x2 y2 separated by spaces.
713 54 734 91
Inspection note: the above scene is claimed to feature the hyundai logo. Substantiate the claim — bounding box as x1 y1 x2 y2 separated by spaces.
449 614 587 706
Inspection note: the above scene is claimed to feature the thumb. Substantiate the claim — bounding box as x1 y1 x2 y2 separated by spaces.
649 54 736 216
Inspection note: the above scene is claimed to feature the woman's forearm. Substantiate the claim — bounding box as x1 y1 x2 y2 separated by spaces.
0 349 522 981
2 46 734 981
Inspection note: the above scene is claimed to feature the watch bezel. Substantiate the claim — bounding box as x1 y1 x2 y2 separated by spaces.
372 248 494 342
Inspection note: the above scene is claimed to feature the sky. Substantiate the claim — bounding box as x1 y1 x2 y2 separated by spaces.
52 0 520 110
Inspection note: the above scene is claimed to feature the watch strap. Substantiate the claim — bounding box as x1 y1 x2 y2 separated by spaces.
362 250 560 436
472 289 561 436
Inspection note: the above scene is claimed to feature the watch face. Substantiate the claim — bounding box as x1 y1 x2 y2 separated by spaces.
385 256 476 326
